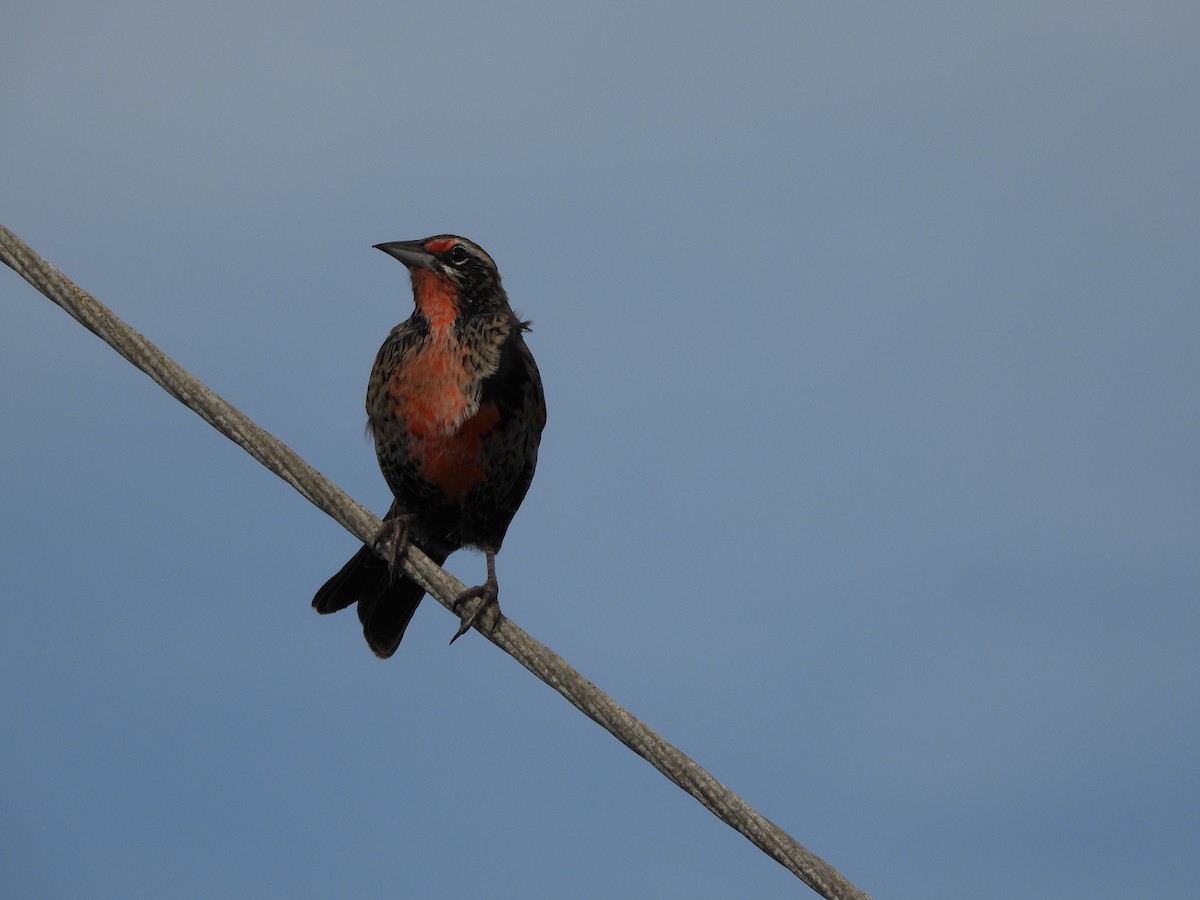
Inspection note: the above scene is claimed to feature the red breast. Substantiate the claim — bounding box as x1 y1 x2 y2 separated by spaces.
385 272 499 504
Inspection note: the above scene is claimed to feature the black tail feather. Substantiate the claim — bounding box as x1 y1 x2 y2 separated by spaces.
312 542 448 658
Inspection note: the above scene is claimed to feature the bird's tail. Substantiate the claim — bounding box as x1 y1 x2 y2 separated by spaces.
312 538 448 659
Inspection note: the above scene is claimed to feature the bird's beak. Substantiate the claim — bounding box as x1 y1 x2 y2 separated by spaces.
374 241 436 271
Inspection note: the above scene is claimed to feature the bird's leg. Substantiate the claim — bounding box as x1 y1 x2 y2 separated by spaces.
450 550 501 644
372 513 414 585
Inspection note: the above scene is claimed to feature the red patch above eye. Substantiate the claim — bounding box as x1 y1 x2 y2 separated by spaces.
425 238 456 255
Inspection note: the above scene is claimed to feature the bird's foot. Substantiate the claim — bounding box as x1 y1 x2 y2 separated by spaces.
450 552 502 644
372 514 414 584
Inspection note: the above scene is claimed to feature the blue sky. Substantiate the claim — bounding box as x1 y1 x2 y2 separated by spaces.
2 3 1197 897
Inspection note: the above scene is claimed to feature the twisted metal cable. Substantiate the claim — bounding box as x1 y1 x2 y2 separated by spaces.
1 224 870 900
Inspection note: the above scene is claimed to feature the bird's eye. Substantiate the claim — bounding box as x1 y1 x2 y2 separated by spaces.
448 245 470 265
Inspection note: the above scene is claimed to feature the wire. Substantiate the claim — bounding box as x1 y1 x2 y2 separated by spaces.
1 224 870 900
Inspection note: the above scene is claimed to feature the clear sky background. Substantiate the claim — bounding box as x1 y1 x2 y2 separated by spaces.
3 3 1197 898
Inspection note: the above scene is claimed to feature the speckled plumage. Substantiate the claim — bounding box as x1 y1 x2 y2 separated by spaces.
312 235 545 657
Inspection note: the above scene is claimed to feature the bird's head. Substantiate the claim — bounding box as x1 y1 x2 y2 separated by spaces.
375 235 506 327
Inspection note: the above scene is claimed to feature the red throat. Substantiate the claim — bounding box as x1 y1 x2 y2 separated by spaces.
410 268 459 330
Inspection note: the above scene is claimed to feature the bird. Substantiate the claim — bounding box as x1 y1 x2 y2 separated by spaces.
312 235 546 657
